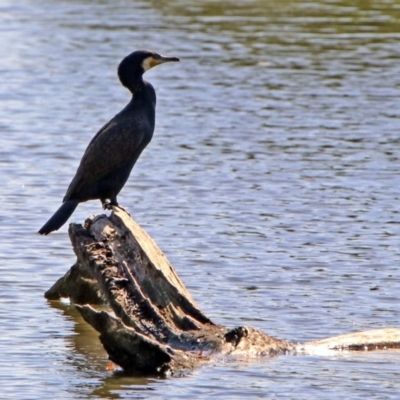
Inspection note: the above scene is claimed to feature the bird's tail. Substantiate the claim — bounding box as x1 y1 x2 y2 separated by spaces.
38 200 79 235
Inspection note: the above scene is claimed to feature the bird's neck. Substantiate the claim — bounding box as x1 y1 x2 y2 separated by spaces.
130 80 156 105
128 76 146 95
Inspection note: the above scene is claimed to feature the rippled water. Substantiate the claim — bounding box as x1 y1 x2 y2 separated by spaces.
1 0 400 398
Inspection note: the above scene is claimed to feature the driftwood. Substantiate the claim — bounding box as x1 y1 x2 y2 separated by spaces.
46 207 400 375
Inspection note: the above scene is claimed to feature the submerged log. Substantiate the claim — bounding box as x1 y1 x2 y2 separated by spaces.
46 207 400 375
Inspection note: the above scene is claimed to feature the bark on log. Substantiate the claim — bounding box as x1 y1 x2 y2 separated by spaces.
46 207 400 375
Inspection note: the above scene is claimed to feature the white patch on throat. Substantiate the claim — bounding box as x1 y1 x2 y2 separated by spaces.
142 57 155 72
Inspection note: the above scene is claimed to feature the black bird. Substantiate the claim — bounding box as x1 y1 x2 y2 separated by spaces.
38 50 179 235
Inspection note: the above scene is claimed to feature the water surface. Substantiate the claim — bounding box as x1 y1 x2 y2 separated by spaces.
1 0 400 398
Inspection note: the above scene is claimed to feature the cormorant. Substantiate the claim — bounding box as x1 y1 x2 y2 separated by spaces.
38 50 179 235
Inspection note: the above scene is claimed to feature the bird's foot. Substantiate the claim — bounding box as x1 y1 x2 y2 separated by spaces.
102 201 118 210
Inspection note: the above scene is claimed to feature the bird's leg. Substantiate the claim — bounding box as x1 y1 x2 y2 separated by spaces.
108 196 130 215
101 199 110 210
101 197 118 210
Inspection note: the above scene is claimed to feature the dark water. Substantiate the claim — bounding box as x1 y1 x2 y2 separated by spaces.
1 0 400 398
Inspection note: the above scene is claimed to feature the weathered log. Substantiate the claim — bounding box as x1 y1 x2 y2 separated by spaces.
46 207 400 375
297 328 400 354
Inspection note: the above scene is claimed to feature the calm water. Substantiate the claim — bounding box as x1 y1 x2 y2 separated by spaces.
1 0 400 398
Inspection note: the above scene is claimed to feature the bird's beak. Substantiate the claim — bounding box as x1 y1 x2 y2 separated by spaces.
157 55 180 63
150 55 180 67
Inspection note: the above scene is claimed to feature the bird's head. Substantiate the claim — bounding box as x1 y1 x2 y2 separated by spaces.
118 50 179 90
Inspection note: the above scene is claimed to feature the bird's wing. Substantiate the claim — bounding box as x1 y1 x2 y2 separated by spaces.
63 115 147 201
